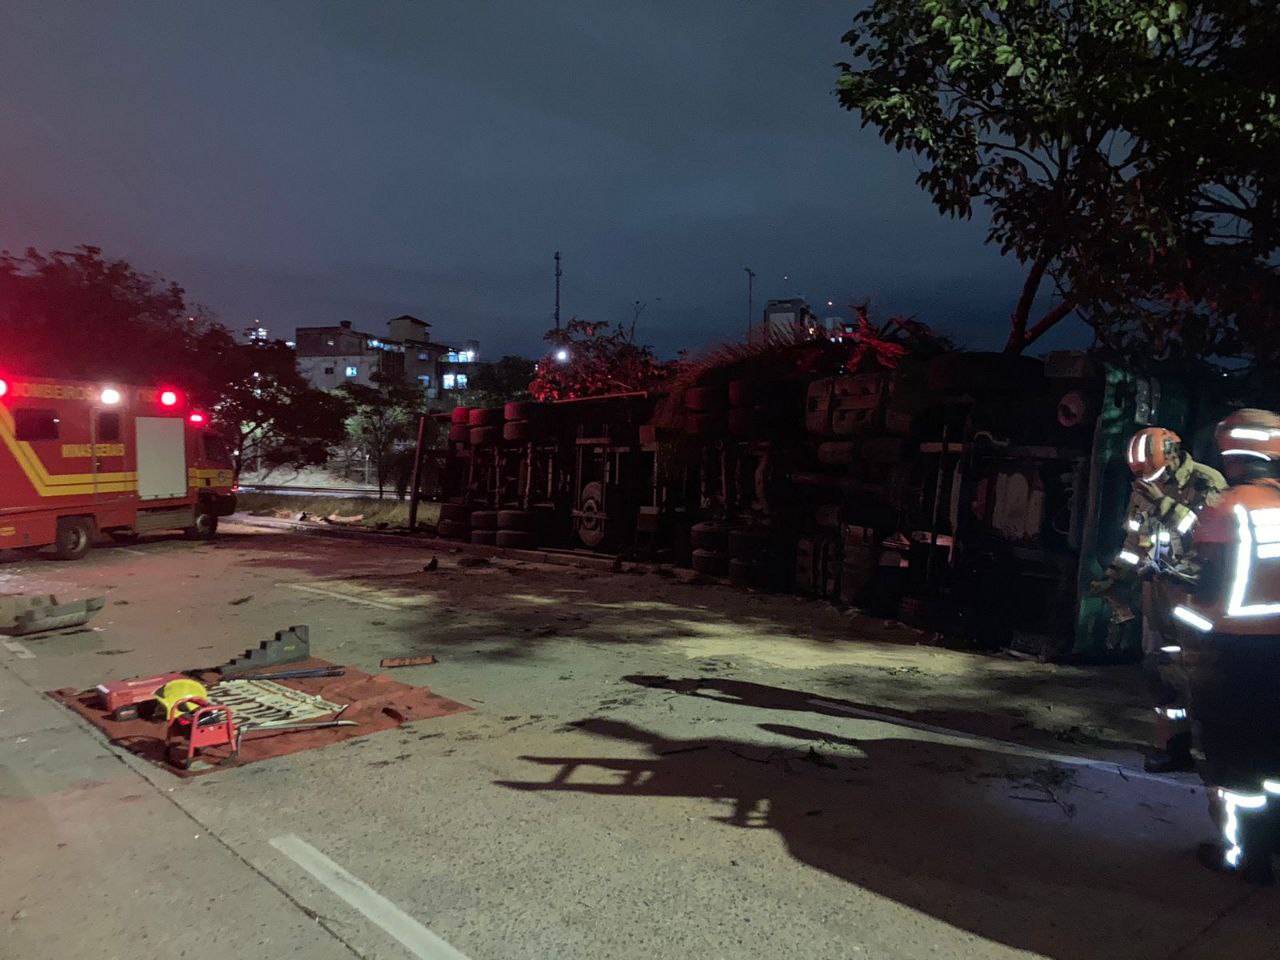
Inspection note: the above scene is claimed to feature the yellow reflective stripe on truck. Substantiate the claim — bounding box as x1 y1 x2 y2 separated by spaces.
0 405 138 496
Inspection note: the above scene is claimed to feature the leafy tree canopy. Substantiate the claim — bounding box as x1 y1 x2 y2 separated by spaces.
836 0 1280 362
337 374 426 497
453 355 536 409
530 320 677 402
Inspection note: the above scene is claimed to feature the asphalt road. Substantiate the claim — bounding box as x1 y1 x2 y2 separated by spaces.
2 524 1277 960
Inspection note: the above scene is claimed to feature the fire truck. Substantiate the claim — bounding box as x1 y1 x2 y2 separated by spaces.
0 375 237 560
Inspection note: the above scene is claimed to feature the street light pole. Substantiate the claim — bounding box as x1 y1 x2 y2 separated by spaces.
744 267 756 342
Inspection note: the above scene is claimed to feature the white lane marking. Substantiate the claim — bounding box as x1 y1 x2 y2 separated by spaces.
281 583 401 610
2 641 35 659
270 834 472 960
806 697 1177 786
114 547 146 556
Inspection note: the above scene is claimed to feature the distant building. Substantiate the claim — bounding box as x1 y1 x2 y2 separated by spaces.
294 316 479 399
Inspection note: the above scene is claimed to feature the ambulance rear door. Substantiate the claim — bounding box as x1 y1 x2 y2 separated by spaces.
135 417 187 500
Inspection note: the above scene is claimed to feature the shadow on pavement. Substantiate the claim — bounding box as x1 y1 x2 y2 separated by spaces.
497 715 1254 960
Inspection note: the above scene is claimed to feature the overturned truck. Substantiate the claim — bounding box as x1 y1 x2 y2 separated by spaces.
418 345 1240 662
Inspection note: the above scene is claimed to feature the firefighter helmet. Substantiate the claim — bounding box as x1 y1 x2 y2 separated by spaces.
1127 427 1181 482
1215 409 1280 462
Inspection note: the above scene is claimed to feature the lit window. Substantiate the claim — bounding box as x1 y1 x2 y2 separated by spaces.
456 374 468 388
418 352 429 361
417 375 432 386
345 366 358 377
443 373 456 390
445 352 459 363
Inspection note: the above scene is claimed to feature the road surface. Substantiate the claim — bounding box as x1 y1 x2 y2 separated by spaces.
2 523 1277 960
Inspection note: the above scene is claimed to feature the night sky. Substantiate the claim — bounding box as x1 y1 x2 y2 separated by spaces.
0 2 1084 359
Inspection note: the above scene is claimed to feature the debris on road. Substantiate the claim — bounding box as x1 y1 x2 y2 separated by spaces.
0 594 106 637
228 595 253 606
380 655 437 668
457 556 490 568
94 671 189 721
325 513 365 525
423 557 439 572
216 624 310 676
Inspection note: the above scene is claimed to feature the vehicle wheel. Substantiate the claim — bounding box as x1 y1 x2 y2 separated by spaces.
504 401 541 421
470 426 501 446
685 386 727 413
448 424 470 443
690 521 730 551
503 420 533 442
52 517 94 560
496 529 538 549
470 510 498 531
497 509 536 531
468 407 504 427
470 529 497 546
728 557 767 589
436 519 471 541
691 548 729 577
439 502 471 523
727 526 768 560
450 407 472 425
577 480 608 548
184 511 218 541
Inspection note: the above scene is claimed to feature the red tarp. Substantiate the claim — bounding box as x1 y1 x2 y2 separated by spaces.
49 658 469 777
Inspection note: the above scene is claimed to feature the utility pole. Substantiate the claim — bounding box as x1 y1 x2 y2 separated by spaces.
744 267 756 342
554 251 562 331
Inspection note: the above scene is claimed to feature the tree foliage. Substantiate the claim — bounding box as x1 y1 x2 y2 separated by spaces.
454 355 536 409
337 374 425 498
529 319 677 402
836 1 1280 361
0 245 349 472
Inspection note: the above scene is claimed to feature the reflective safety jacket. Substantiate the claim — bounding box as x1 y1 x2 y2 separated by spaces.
1173 478 1280 636
1110 455 1226 577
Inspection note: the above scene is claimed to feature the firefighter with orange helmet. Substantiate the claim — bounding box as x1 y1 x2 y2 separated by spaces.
1090 426 1226 772
1170 409 1280 883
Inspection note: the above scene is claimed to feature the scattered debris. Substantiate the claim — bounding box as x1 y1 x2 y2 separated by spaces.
95 649 133 656
293 511 310 522
374 521 390 530
457 557 490 568
380 655 437 668
217 625 310 676
657 744 709 756
423 557 439 572
113 600 130 606
325 513 364 525
228 595 253 606
234 667 344 681
0 594 107 637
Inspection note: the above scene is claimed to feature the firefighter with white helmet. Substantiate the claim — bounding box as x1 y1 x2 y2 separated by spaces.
1090 426 1226 772
1170 408 1280 883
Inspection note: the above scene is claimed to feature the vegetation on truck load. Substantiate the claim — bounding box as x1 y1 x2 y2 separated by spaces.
530 319 677 402
836 1 1280 363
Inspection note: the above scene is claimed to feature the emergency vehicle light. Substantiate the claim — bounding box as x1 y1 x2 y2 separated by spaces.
159 390 179 407
188 412 206 424
100 388 121 405
0 378 7 398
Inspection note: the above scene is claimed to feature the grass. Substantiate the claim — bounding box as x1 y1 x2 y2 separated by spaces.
235 492 440 529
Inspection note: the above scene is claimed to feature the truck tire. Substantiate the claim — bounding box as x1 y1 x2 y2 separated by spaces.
685 386 727 413
53 517 94 561
691 548 729 577
450 407 472 425
184 510 218 542
503 420 533 442
437 519 471 541
727 527 768 560
504 401 540 421
497 510 536 531
448 424 470 443
470 529 497 546
728 557 767 590
496 529 538 549
690 521 730 551
439 502 472 523
728 380 754 408
470 426 501 446
468 407 504 427
470 510 498 531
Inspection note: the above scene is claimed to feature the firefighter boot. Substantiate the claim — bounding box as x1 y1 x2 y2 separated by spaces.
1199 791 1277 885
1145 731 1195 774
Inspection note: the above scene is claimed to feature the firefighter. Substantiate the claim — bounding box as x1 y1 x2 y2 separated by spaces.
1170 409 1280 884
1090 426 1226 773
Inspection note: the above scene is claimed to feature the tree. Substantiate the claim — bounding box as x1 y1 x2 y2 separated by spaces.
201 329 351 478
454 355 536 409
836 1 1280 360
337 374 425 498
529 319 677 402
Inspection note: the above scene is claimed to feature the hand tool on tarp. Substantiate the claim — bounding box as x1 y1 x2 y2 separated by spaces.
230 667 345 681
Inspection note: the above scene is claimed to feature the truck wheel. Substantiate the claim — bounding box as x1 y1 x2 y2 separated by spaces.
497 510 536 531
53 517 94 560
185 511 218 541
691 549 729 577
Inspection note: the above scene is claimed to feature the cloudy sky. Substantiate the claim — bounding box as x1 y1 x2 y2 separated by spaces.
0 2 1086 359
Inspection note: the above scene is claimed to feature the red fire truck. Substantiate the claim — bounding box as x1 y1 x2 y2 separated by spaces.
0 375 237 560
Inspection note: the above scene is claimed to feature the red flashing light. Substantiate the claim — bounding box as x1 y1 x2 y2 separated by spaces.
188 412 206 425
0 378 7 399
159 389 179 407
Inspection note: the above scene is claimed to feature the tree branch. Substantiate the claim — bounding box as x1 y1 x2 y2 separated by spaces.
1022 299 1077 349
1005 254 1050 352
